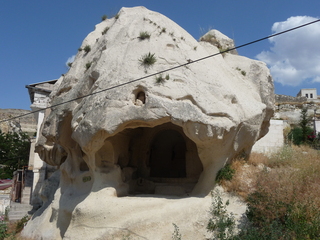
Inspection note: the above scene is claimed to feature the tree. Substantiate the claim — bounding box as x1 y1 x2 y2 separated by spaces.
288 107 314 145
0 130 31 179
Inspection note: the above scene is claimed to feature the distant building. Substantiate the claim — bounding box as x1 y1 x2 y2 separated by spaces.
25 79 57 208
296 88 318 101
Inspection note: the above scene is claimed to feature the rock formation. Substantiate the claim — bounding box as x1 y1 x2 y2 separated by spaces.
22 6 274 239
0 109 37 134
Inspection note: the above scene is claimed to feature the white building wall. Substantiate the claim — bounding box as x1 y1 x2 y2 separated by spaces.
315 120 320 135
252 120 284 154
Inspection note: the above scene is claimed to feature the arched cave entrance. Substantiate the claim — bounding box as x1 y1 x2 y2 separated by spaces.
149 130 186 178
97 122 203 196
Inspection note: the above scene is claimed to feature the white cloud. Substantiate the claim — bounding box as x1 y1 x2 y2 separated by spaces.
257 16 320 86
65 55 75 67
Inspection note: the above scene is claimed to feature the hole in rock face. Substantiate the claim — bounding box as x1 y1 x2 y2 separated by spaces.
97 123 203 196
136 91 146 104
79 161 89 171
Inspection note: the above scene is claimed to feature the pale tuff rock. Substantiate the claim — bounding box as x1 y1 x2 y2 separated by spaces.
22 6 274 239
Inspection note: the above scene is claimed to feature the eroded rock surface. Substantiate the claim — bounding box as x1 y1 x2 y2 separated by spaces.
22 6 274 239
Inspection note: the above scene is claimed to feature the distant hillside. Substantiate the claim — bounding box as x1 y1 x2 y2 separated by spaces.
0 108 37 134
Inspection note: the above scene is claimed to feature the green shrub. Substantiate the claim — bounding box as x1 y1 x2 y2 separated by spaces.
155 75 165 84
288 126 313 145
216 164 235 183
138 31 151 40
0 214 8 239
207 190 235 240
85 62 92 70
15 215 30 233
101 15 107 21
139 52 156 67
102 27 109 35
83 45 91 53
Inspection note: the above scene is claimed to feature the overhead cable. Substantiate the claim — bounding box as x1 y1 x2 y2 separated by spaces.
1 18 319 124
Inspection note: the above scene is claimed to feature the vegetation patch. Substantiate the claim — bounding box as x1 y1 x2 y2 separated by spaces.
215 164 235 183
218 145 320 239
101 15 107 21
139 52 157 67
85 62 92 70
0 131 30 178
102 27 109 35
83 45 91 54
138 31 151 40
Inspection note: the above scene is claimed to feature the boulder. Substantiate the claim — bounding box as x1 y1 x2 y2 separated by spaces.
22 6 274 239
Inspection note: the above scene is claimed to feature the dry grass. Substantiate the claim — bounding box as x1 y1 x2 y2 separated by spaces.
223 145 320 198
221 145 320 238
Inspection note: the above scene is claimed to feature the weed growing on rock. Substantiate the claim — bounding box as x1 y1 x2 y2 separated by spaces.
172 223 182 240
101 15 107 21
236 68 247 76
207 190 236 240
155 75 165 84
139 52 156 67
138 31 151 40
155 74 170 84
102 27 109 35
216 164 235 183
83 45 91 54
15 215 30 233
85 62 92 70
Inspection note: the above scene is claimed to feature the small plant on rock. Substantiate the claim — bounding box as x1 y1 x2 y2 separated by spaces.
139 52 156 67
172 223 182 240
207 190 236 240
83 45 91 54
101 15 107 21
155 75 165 84
138 31 151 40
155 74 169 84
102 27 109 35
85 62 92 70
215 164 235 183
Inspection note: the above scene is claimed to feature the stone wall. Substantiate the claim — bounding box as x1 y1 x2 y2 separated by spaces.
252 120 284 154
275 94 307 103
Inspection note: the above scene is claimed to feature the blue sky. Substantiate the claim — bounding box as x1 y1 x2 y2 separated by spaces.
1 0 319 110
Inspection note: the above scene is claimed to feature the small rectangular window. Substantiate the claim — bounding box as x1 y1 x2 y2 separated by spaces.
306 94 309 98
310 93 313 98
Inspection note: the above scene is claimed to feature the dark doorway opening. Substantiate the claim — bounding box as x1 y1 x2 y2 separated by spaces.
149 130 186 178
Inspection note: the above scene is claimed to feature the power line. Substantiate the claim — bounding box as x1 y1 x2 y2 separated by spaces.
1 18 319 124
